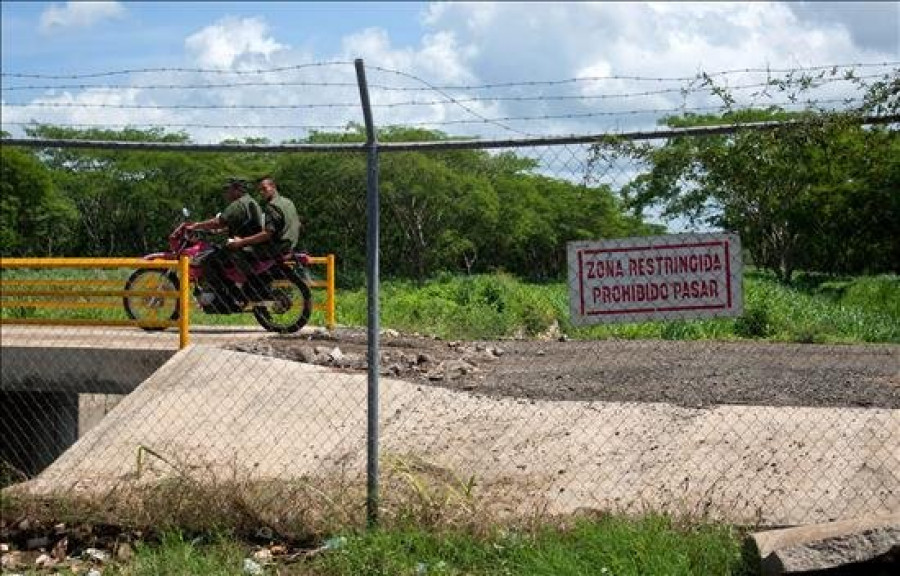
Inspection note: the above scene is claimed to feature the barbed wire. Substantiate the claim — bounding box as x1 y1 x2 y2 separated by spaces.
0 90 872 111
1 121 354 131
368 61 898 88
2 59 889 142
369 66 532 137
1 98 866 136
1 97 862 116
1 74 883 104
395 98 864 127
1 81 363 92
1 101 364 110
3 60 895 86
0 61 355 80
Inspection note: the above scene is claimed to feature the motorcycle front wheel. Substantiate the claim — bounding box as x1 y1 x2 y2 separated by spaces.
251 270 312 334
123 269 180 331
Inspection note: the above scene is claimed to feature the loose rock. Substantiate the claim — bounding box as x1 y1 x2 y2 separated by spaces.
1 551 23 570
83 548 110 563
539 320 562 341
482 348 501 361
243 558 264 575
252 548 273 564
295 346 317 363
341 353 364 369
381 363 402 376
116 542 134 562
752 514 900 575
444 360 477 380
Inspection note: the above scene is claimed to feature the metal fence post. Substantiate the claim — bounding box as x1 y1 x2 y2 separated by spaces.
355 58 380 527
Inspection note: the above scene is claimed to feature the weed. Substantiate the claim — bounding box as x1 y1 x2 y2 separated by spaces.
733 307 772 339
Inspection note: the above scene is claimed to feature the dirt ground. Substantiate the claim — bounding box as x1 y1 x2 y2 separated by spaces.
230 328 900 409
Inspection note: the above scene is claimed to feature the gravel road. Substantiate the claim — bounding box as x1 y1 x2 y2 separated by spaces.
232 329 900 409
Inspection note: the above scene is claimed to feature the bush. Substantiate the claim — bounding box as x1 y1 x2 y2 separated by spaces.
733 306 772 338
332 272 899 343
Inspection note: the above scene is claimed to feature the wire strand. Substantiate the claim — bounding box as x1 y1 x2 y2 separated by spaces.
1 74 883 103
0 61 356 80
3 60 894 86
2 121 354 130
367 61 898 90
1 98 863 134
368 66 534 137
2 102 363 110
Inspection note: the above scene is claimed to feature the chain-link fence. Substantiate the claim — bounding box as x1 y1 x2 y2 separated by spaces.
1 60 898 533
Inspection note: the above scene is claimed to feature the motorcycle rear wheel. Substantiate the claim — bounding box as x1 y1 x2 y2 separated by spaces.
251 270 312 334
123 269 180 331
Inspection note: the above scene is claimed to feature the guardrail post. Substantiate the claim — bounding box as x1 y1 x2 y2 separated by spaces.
178 256 190 349
327 254 336 330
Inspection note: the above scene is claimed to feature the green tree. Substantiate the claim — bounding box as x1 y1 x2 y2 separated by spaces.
3 124 659 283
613 109 899 282
0 146 76 255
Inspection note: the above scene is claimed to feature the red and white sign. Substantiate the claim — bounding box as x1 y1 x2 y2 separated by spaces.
567 233 743 325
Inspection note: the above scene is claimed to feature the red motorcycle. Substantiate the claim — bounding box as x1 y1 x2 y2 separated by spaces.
123 219 312 333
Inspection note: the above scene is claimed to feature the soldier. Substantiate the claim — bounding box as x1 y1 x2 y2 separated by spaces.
187 177 263 309
228 175 301 260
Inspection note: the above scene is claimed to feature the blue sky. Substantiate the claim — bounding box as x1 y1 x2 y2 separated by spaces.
2 2 428 72
2 1 897 143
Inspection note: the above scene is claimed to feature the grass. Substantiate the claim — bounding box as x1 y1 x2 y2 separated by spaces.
8 518 753 576
2 267 898 343
4 454 755 575
336 271 900 344
309 515 751 576
109 532 248 576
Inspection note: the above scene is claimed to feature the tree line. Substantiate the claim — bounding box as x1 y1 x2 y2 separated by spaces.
2 99 897 286
595 114 899 282
0 125 657 285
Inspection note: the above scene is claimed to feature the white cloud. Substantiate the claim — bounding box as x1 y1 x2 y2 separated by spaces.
4 3 896 146
422 2 889 83
185 17 287 70
39 1 124 33
413 1 896 135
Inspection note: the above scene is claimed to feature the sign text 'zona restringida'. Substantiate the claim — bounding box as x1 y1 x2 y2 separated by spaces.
567 233 743 325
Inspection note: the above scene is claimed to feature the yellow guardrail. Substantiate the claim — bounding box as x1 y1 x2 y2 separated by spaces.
0 257 190 348
306 254 337 330
0 254 336 348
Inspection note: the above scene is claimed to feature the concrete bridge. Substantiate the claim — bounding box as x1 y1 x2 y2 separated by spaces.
0 255 335 476
0 325 281 475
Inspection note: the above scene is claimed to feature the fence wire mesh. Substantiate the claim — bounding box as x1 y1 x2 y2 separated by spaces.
1 62 898 533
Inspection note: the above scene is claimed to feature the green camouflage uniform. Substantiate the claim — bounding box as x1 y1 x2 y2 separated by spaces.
258 193 301 258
